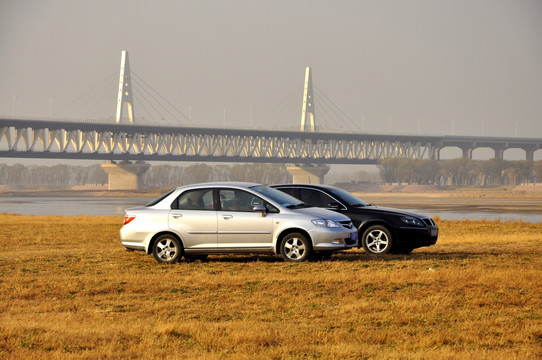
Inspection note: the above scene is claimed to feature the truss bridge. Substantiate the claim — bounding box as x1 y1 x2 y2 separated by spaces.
1 117 540 164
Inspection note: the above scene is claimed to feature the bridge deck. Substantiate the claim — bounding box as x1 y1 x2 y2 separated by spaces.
1 118 541 163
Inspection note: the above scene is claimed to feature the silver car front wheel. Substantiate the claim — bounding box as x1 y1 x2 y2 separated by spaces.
152 235 182 264
280 233 311 262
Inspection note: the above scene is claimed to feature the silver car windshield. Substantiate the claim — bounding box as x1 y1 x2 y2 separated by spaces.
250 185 304 208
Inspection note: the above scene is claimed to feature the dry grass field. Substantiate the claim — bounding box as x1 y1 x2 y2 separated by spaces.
0 214 541 359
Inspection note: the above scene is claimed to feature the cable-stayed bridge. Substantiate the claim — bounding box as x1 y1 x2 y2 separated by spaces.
1 117 540 164
1 51 541 188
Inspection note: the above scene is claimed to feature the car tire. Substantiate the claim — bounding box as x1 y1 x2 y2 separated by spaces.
152 234 182 264
362 225 393 255
280 233 311 262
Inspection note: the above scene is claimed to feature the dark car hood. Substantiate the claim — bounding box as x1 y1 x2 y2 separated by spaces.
353 205 428 219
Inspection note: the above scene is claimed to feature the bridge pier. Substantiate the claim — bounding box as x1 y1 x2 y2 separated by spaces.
287 164 330 184
101 160 150 190
431 147 441 161
525 148 535 162
461 146 473 159
493 146 505 160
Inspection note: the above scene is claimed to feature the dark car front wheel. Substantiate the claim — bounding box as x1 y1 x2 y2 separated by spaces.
362 225 393 255
152 234 182 264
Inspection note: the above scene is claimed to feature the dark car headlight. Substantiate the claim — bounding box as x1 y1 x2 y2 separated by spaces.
400 216 425 227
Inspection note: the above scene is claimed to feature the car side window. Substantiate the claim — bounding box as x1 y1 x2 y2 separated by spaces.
265 202 279 214
277 187 296 197
174 189 214 210
219 189 272 212
299 188 335 208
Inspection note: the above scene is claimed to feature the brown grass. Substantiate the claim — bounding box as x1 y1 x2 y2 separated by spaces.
0 214 541 359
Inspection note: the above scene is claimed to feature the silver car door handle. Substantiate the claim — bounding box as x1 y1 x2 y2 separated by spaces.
222 215 233 220
172 214 183 219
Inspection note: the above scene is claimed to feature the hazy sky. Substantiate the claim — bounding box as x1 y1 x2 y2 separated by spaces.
1 0 541 139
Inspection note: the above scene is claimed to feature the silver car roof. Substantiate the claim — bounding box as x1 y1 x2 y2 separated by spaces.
175 182 261 191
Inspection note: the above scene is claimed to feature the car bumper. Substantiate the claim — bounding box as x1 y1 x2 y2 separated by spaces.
120 227 151 252
312 229 358 251
394 226 438 248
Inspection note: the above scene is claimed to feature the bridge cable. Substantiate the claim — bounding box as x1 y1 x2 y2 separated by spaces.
311 81 349 130
314 85 363 132
313 92 347 130
131 85 156 124
131 73 182 125
312 86 344 130
135 84 174 125
315 99 344 130
131 76 174 124
52 72 117 119
131 71 192 125
258 87 300 128
314 86 362 132
80 82 117 120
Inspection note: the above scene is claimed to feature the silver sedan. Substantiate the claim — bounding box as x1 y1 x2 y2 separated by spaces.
120 182 358 263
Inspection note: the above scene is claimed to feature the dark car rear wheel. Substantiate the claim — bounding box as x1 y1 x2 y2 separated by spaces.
152 234 182 264
280 233 311 262
362 225 393 255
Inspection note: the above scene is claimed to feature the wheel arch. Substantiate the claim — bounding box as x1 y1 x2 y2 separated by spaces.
358 220 396 246
275 228 312 254
147 231 184 255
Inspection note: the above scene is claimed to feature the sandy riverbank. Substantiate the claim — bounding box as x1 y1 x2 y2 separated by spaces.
339 184 542 214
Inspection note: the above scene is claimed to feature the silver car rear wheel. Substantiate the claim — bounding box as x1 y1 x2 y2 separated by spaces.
280 233 311 262
152 235 182 264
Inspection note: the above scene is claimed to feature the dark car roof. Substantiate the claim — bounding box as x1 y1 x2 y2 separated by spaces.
273 183 337 190
272 183 429 219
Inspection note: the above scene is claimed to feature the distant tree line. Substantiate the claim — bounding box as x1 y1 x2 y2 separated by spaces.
0 164 108 186
378 158 542 186
0 163 291 187
2 159 541 188
142 163 291 186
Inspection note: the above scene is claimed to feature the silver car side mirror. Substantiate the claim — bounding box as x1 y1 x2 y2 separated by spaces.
253 205 267 216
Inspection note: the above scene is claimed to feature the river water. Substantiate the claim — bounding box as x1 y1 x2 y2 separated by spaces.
0 196 153 217
0 196 540 223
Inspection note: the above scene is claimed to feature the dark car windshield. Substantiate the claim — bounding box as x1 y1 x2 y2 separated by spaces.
329 187 369 207
250 185 305 208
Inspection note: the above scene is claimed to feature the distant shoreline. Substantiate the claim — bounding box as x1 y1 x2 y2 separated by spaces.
1 184 542 215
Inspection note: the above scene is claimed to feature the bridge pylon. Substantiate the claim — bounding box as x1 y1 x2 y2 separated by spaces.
288 66 330 184
300 66 315 132
116 50 135 124
107 51 148 190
